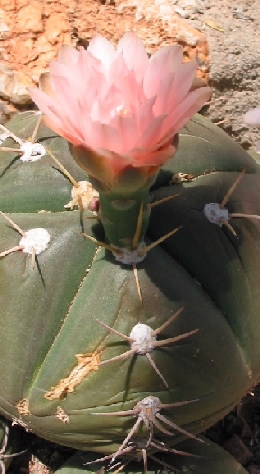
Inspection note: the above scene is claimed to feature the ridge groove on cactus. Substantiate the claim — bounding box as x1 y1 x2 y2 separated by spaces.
0 32 260 474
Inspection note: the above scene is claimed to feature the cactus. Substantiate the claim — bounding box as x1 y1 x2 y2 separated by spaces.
0 110 260 472
1 34 260 473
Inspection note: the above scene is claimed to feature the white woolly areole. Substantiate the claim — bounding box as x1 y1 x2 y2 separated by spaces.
19 228 51 255
129 323 156 354
136 396 160 419
0 132 9 145
113 241 146 265
203 203 229 227
20 142 46 162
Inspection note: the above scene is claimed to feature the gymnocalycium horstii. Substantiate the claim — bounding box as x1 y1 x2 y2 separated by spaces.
0 33 259 474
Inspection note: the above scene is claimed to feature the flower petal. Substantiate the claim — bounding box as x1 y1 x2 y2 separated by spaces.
132 95 156 136
46 74 81 132
57 44 79 66
81 119 123 154
28 87 63 128
28 89 83 146
160 86 212 142
136 114 168 149
164 62 197 112
108 52 130 86
88 34 117 69
111 68 145 113
152 62 198 116
109 114 138 152
77 53 107 109
143 44 183 99
29 33 211 188
72 144 134 188
132 142 176 167
117 32 149 81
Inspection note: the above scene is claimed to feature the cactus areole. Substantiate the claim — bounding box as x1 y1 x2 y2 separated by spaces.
0 34 260 467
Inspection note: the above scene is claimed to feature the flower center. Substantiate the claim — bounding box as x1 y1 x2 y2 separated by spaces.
116 105 128 117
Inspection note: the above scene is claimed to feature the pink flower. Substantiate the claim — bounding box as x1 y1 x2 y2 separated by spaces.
244 107 260 153
29 33 211 190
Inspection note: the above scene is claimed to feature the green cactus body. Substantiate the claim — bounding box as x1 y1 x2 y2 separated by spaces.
97 187 151 249
0 112 260 465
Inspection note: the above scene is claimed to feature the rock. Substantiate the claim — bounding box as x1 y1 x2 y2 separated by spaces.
0 100 17 124
0 0 209 108
248 466 260 474
172 0 260 150
0 64 30 105
205 30 260 150
114 0 209 77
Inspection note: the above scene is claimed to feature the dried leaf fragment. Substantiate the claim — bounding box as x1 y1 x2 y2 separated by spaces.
64 181 99 211
170 173 195 184
16 398 31 416
204 19 224 32
56 406 70 423
45 350 101 400
12 417 31 431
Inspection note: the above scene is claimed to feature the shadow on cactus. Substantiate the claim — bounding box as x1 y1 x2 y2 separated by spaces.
0 32 259 474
